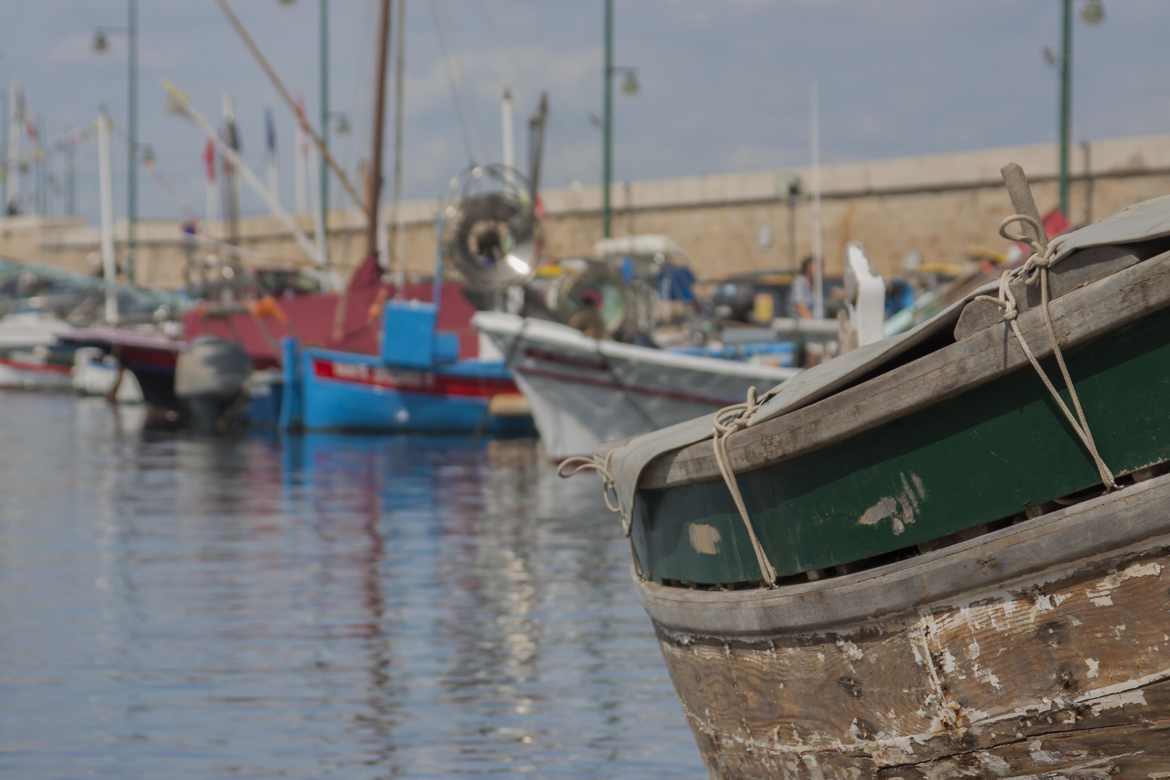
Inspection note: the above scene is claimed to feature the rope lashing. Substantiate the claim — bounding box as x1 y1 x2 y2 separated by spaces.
557 451 631 535
712 386 779 586
973 213 1117 491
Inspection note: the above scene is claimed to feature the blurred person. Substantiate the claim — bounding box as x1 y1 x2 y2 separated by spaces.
568 289 606 339
789 255 816 319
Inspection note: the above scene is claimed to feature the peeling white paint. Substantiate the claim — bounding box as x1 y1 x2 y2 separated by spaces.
967 639 981 660
1028 739 1062 764
836 640 864 661
940 649 957 674
976 751 1011 776
1077 666 1170 701
975 666 1003 691
1122 561 1162 580
857 472 926 535
687 523 722 555
1033 594 1055 613
1088 689 1146 716
859 496 901 532
910 639 926 668
1085 657 1100 679
1083 561 1161 608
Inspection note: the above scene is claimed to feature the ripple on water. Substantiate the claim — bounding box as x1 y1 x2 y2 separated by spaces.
0 393 700 778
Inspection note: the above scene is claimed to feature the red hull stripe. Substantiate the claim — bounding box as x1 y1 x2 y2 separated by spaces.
0 357 71 375
517 365 737 408
312 359 518 399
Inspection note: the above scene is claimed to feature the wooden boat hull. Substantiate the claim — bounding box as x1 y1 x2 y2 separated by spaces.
0 354 73 391
641 471 1170 778
282 344 536 437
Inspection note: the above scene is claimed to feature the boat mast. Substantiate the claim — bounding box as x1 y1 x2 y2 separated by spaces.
387 0 406 290
363 0 393 265
332 0 393 342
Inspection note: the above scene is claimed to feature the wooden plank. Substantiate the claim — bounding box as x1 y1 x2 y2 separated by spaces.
659 621 935 770
639 471 1170 635
1000 162 1045 246
882 720 1170 778
651 542 1170 777
952 244 1140 340
640 248 1170 490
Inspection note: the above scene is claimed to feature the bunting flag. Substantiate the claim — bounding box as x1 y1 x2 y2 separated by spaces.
221 115 239 176
203 139 216 182
264 108 277 158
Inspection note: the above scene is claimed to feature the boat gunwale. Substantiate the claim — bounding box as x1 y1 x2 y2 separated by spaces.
637 247 1170 491
638 469 1170 637
472 310 800 382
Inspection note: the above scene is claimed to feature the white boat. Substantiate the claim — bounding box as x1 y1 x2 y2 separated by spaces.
473 311 797 460
71 347 144 403
0 311 75 391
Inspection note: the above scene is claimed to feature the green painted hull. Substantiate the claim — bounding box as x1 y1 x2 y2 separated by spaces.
632 307 1170 586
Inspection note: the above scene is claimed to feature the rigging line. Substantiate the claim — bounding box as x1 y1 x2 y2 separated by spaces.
106 121 198 217
345 0 378 207
428 0 477 163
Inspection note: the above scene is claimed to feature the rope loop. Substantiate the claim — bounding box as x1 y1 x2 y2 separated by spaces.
998 213 1047 255
983 213 1118 492
558 451 630 534
712 386 779 587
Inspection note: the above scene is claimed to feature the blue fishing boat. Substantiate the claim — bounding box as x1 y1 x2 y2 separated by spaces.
277 299 534 437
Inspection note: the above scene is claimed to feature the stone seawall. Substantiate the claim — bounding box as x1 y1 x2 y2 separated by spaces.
4 133 1170 289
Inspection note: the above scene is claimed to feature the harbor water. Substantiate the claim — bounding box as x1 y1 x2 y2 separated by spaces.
0 392 702 778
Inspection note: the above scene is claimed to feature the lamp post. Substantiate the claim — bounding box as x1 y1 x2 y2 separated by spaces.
92 0 138 284
601 0 638 239
786 177 802 268
1049 0 1104 217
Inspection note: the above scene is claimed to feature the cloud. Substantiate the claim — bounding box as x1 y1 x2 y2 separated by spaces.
405 45 598 117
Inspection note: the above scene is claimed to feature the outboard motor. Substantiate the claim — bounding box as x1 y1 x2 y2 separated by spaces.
174 336 251 432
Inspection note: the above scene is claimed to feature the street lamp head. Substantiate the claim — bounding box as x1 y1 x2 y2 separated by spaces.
1081 0 1105 25
334 114 351 135
142 144 156 167
620 69 639 96
92 29 110 53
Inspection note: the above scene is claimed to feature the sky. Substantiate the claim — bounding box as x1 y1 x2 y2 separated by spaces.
2 0 1169 226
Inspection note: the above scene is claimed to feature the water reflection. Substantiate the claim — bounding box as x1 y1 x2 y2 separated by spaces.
0 393 700 778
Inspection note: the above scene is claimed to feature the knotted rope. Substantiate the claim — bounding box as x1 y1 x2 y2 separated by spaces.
558 451 631 535
973 214 1117 490
712 386 779 586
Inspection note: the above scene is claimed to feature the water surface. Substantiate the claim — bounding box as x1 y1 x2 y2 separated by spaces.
0 393 702 778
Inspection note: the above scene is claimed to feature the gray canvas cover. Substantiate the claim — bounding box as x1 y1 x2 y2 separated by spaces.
601 192 1170 524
